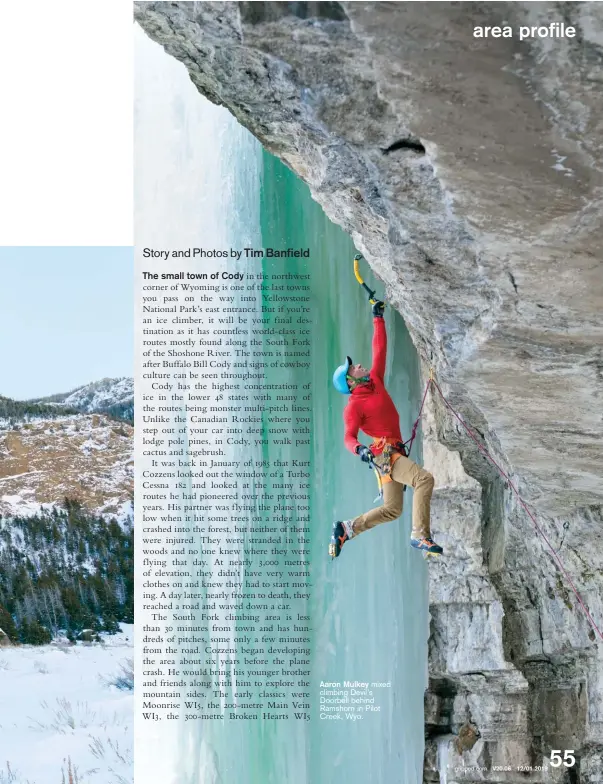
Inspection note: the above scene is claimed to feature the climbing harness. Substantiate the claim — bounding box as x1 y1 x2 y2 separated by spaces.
367 438 408 501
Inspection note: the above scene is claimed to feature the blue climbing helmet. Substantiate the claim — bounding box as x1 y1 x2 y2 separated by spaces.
333 356 353 395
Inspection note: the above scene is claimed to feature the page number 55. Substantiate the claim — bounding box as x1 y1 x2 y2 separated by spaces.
550 750 576 768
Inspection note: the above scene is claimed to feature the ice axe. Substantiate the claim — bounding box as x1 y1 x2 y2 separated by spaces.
353 254 381 307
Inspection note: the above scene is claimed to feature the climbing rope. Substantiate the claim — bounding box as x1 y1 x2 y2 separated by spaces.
403 366 434 457
414 370 603 643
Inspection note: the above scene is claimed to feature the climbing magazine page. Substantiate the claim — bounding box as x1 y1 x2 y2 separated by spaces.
3 5 598 784
2 3 602 784
2 3 601 784
133 4 603 783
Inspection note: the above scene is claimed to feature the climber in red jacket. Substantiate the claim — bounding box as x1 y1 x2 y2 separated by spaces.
330 300 443 558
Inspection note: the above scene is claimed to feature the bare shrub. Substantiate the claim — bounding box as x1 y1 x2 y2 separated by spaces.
100 658 133 692
0 762 34 784
29 698 97 734
60 757 81 784
88 732 132 784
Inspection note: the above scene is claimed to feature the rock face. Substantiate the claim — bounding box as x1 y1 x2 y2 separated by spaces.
134 3 602 781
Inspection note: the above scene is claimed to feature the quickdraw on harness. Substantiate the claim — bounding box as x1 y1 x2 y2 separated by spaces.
367 438 408 502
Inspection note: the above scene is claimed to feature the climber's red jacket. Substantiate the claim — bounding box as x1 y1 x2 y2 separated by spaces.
343 317 402 454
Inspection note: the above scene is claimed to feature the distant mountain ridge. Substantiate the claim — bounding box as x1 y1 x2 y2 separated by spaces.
0 396 80 425
31 377 134 423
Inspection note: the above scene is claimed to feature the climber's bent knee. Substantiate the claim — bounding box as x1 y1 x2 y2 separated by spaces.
417 471 434 490
381 503 402 522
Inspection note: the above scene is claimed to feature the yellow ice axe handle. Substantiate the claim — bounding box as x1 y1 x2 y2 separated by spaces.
353 254 377 304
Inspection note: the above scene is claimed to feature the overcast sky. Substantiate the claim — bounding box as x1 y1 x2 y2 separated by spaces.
0 247 132 399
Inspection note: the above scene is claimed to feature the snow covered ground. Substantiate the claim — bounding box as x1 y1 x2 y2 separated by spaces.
0 625 133 784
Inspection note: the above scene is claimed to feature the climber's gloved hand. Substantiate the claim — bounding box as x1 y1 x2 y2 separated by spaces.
356 445 374 464
372 300 385 318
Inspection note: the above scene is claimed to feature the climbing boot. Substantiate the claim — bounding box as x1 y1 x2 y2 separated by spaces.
410 536 443 555
329 520 353 559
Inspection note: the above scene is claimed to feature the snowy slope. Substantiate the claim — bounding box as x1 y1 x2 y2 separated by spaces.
0 625 133 784
33 378 134 422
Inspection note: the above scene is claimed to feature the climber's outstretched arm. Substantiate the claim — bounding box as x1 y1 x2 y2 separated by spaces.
371 306 386 382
